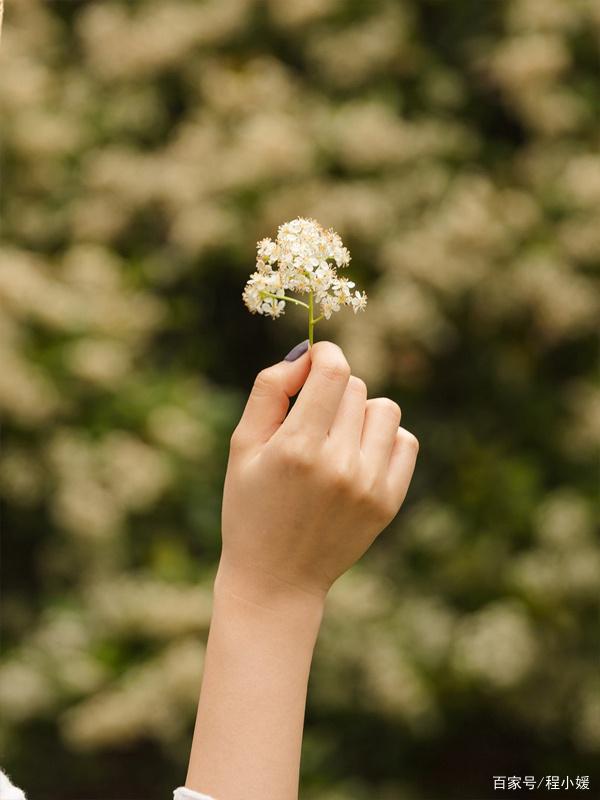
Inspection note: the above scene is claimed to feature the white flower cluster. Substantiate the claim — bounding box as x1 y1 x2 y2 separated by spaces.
242 217 367 320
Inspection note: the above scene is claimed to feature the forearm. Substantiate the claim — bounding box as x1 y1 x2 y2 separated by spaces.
186 560 325 800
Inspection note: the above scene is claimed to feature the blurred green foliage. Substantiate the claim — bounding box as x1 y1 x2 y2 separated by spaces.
0 1 598 798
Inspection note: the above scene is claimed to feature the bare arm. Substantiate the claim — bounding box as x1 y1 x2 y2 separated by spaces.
185 341 419 800
186 566 323 799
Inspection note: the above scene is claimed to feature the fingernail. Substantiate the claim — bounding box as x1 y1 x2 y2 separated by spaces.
284 339 309 362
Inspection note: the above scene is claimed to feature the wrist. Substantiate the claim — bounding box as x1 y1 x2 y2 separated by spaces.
214 554 327 628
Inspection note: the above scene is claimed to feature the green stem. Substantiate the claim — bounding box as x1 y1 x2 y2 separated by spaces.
260 291 309 310
260 289 320 342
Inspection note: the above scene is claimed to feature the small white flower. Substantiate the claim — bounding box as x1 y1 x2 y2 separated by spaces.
242 283 262 314
320 293 341 320
257 238 278 263
261 296 286 318
351 290 368 313
255 258 272 275
242 218 367 331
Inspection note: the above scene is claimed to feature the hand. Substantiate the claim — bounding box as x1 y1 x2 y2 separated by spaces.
218 340 419 604
187 341 419 798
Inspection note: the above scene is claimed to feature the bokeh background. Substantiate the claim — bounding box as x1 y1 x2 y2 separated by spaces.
1 1 599 798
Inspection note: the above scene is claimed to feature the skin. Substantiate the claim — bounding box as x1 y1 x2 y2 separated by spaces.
186 341 419 799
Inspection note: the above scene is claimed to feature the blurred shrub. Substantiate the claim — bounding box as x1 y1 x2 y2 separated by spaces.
1 0 598 797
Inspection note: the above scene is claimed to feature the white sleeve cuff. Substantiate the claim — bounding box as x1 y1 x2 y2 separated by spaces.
173 787 217 800
0 770 26 800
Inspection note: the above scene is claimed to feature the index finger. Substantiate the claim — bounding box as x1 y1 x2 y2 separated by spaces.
282 341 351 440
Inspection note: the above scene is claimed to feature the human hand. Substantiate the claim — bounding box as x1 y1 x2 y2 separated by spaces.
218 340 419 606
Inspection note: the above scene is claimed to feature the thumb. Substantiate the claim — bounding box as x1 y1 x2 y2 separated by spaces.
233 340 311 446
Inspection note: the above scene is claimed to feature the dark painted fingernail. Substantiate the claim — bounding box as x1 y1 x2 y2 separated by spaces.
284 339 309 362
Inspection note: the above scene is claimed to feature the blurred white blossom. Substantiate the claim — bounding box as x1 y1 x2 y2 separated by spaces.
61 639 205 748
451 602 537 689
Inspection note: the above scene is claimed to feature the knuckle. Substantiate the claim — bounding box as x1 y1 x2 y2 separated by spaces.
353 478 376 508
348 375 367 398
379 491 399 520
229 425 246 451
279 436 312 471
354 478 393 521
372 397 401 420
314 344 351 385
363 492 389 523
372 493 396 524
402 430 420 453
319 359 351 384
252 368 276 397
326 459 356 491
320 362 350 383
